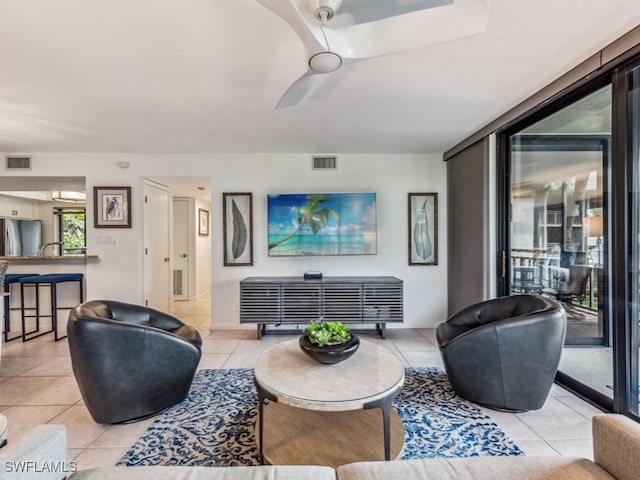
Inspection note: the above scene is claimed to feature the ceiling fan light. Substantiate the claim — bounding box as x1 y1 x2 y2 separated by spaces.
309 52 342 73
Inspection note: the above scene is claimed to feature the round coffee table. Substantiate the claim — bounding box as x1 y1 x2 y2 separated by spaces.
254 338 405 467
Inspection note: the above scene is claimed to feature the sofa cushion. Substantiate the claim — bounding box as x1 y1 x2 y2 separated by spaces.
593 414 640 480
69 465 336 480
337 457 614 480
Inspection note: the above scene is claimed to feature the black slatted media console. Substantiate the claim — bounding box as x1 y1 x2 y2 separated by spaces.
240 276 403 339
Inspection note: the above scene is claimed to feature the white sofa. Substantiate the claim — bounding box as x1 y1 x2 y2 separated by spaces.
1 414 639 480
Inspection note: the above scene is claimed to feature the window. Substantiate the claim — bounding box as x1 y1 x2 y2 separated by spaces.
55 208 86 256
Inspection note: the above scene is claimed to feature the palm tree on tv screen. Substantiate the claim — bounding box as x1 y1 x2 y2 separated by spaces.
268 195 340 250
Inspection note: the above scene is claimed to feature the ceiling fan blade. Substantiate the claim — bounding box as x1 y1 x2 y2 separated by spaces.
329 0 454 28
263 0 487 108
257 0 326 56
258 0 333 108
326 0 488 59
276 69 321 109
278 55 359 108
306 57 360 102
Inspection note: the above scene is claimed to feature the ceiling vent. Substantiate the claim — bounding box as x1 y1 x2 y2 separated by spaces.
312 156 337 170
6 156 31 170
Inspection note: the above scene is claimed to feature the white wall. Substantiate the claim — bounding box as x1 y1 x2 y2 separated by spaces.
2 153 447 328
35 202 57 246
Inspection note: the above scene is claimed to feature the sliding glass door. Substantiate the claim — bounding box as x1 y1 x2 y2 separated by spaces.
502 59 640 414
507 84 613 401
486 38 640 415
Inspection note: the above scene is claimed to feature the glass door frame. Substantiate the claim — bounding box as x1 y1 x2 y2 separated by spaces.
495 57 640 419
611 59 640 417
510 133 610 346
496 73 622 413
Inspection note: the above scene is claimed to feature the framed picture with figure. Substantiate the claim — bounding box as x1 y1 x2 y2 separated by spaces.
199 208 209 236
408 193 438 265
223 192 253 266
94 186 131 228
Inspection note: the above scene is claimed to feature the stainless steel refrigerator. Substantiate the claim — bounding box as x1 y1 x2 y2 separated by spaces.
1 219 42 256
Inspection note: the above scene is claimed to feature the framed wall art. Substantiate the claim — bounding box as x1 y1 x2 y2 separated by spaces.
198 208 209 236
223 192 253 266
93 186 131 228
408 192 438 265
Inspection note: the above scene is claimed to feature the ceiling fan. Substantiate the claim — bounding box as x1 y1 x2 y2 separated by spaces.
257 0 489 109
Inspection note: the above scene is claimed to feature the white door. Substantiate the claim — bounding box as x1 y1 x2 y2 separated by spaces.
144 180 171 312
173 197 190 301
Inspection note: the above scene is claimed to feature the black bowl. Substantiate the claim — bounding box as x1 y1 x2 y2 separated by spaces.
299 334 360 365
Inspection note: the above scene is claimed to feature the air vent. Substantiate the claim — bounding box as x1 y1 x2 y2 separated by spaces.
173 269 183 295
6 156 31 170
312 156 337 170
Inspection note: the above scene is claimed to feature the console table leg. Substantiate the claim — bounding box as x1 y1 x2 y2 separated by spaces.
379 323 386 339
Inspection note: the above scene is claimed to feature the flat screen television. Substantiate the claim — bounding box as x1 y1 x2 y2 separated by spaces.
267 192 377 257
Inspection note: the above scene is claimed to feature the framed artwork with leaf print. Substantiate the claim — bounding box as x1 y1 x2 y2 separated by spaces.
223 192 253 266
408 193 438 265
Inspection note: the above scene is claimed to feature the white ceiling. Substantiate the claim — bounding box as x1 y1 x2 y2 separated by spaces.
1 0 639 155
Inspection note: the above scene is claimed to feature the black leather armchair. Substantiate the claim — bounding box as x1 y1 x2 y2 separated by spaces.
67 300 203 424
436 295 566 412
542 264 593 305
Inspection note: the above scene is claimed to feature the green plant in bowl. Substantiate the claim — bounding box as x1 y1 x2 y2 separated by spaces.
306 321 351 347
300 321 359 364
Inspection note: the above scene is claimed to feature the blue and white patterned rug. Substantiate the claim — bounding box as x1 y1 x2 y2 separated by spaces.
117 367 523 467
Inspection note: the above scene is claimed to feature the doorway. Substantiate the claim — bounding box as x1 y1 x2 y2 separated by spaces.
146 176 212 336
143 180 171 313
173 197 191 301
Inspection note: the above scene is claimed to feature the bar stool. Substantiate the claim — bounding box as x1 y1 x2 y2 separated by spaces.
19 273 84 342
3 273 40 342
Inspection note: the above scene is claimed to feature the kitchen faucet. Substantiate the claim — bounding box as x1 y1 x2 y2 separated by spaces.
38 241 64 256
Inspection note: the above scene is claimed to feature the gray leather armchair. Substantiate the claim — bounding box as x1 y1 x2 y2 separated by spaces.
67 300 202 424
436 295 566 412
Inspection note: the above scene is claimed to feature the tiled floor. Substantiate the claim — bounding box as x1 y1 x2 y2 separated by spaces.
0 299 604 471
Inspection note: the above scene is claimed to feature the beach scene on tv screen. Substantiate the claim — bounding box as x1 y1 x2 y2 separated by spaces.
267 192 377 256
